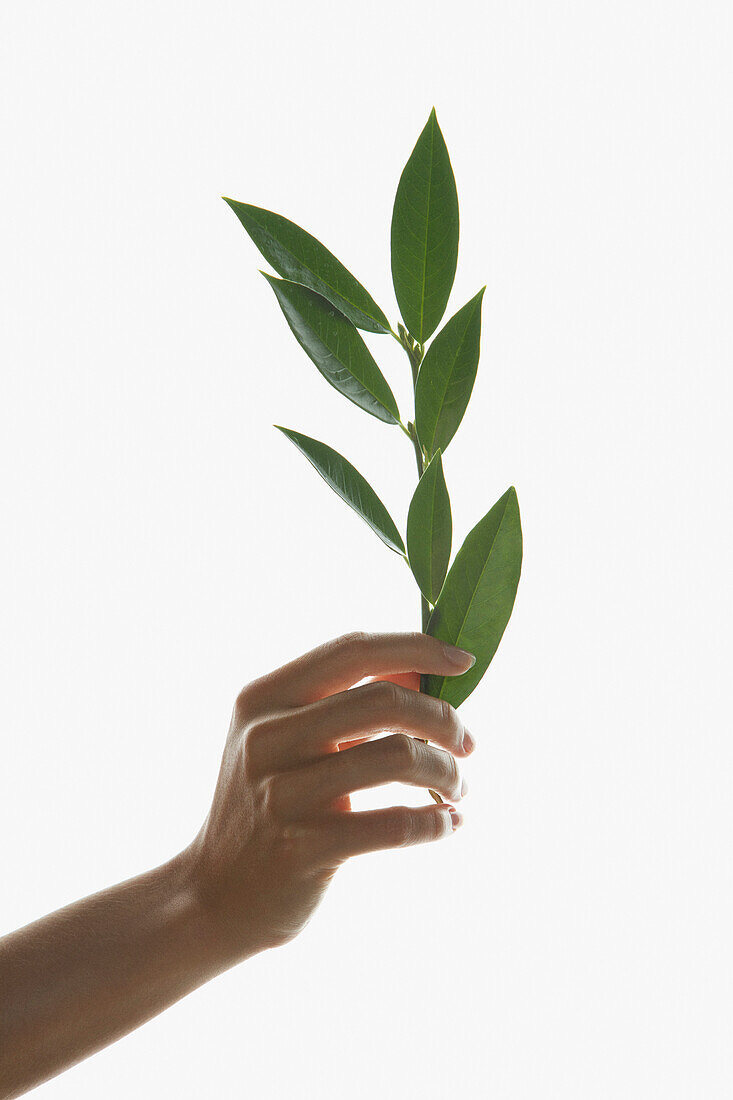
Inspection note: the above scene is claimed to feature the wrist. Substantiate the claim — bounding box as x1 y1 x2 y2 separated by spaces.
174 839 270 970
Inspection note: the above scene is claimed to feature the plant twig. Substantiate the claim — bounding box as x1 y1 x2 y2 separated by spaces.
400 342 443 806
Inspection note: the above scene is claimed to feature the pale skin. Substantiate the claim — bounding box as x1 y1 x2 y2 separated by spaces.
0 630 477 1099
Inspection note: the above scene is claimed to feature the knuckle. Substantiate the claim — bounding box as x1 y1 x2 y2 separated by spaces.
443 751 461 796
234 683 257 723
242 715 278 774
234 676 272 723
373 680 402 712
338 629 372 653
384 732 416 771
430 808 450 840
248 713 281 741
389 683 409 714
358 677 383 704
439 698 462 747
387 807 416 848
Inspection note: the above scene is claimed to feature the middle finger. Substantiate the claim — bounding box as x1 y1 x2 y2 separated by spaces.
247 679 473 774
270 734 466 818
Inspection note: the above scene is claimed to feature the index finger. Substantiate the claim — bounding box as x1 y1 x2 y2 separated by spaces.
250 631 476 707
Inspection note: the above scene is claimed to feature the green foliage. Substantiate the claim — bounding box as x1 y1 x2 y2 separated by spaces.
421 488 523 708
224 199 390 333
275 426 405 555
415 288 485 457
390 108 459 344
228 109 523 713
407 450 451 604
262 274 400 424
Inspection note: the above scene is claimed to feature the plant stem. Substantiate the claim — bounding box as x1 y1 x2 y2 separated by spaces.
407 423 432 632
400 340 443 805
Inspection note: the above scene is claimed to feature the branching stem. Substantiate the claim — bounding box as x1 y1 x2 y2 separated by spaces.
398 330 442 804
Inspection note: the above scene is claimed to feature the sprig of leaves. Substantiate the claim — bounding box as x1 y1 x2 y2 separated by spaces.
226 110 523 789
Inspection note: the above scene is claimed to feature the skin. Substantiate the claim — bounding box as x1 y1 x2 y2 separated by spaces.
0 630 477 1099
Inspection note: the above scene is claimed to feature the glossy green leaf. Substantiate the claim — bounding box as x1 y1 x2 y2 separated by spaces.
263 275 400 425
415 288 485 457
224 198 390 334
275 426 405 554
422 487 522 707
390 108 459 344
406 450 452 604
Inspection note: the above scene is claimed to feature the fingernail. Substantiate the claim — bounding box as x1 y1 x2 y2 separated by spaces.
462 729 476 753
443 643 477 669
448 806 463 831
460 778 468 798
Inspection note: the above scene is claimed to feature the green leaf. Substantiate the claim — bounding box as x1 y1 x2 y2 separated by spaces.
422 487 522 707
263 275 400 425
275 426 405 555
415 288 485 458
224 198 391 335
390 108 459 344
406 450 452 604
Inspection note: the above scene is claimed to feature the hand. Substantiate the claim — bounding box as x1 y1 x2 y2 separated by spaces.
184 631 477 961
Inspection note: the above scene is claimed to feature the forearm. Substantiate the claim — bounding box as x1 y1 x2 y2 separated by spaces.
0 848 240 1099
0 632 471 1097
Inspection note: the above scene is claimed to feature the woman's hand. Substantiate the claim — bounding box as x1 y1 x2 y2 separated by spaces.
0 629 477 1097
184 630 477 961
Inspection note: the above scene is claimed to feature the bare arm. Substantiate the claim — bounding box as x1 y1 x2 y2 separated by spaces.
0 854 228 1099
0 631 475 1098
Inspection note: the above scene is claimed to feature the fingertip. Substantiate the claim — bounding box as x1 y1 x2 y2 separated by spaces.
437 803 462 833
441 643 477 672
462 729 476 754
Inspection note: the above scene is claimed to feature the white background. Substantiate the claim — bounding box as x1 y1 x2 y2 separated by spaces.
1 2 731 1097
